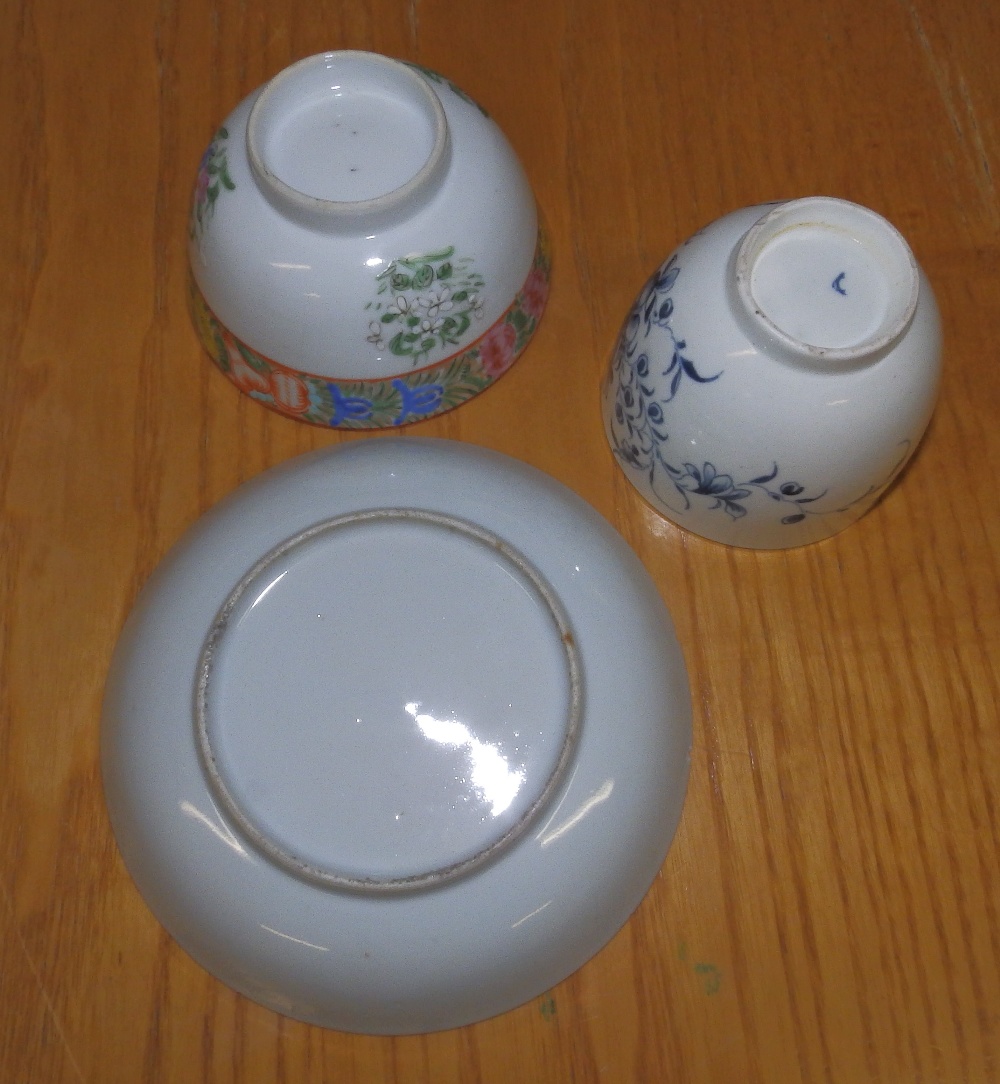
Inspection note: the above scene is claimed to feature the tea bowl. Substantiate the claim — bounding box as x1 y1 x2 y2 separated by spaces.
188 51 549 428
102 438 691 1033
602 196 941 549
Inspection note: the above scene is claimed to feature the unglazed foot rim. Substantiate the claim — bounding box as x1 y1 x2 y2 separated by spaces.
246 52 451 231
733 196 919 366
195 507 582 894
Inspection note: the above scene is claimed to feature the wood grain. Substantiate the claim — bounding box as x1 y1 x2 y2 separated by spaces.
2 0 998 1079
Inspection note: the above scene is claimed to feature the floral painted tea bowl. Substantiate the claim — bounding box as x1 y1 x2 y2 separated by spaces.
602 197 941 548
189 51 549 428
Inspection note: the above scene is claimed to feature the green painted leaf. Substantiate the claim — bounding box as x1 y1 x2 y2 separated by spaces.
412 264 434 289
420 246 455 263
240 344 270 374
390 273 411 291
437 262 453 280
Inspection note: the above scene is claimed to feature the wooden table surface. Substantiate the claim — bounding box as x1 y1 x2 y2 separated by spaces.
2 0 999 1080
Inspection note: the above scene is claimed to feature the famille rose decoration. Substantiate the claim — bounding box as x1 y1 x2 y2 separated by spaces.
188 51 549 428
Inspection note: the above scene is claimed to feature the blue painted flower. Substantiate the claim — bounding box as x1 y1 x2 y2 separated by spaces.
392 379 444 425
670 462 753 519
327 384 374 426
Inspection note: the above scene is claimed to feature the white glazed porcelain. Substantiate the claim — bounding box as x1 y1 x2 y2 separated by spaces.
102 438 691 1033
189 52 549 428
602 197 941 548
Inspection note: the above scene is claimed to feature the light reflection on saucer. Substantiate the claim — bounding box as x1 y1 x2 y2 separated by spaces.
405 701 525 817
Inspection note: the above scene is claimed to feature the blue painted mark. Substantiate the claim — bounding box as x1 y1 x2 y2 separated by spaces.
832 272 847 296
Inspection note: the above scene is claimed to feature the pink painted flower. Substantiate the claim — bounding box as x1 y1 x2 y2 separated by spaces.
520 267 548 320
478 320 518 378
270 370 311 415
195 167 210 205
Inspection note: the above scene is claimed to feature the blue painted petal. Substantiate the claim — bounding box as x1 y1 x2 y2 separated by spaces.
705 474 735 495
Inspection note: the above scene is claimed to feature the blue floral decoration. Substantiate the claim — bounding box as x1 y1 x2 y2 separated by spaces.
664 461 826 521
392 379 444 425
605 252 912 528
607 254 722 480
328 385 374 426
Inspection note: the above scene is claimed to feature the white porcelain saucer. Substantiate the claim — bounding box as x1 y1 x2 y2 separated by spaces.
102 438 691 1033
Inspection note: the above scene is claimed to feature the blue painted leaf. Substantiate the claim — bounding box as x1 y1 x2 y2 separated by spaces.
749 464 779 484
782 513 806 524
681 358 721 383
654 261 680 291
